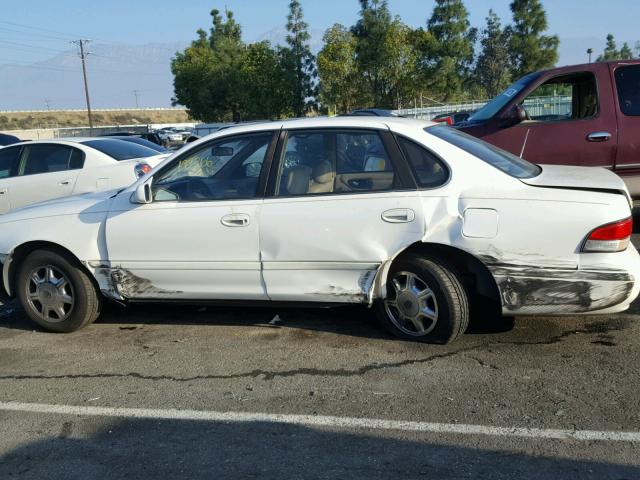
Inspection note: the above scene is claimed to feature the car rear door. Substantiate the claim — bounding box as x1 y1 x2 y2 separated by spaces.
610 63 640 192
0 145 22 213
8 143 84 210
104 131 277 300
259 128 426 303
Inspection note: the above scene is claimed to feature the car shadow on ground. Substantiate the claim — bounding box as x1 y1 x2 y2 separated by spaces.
0 417 637 480
0 299 515 342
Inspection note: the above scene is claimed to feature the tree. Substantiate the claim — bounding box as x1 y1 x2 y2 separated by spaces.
474 10 511 98
351 0 417 108
507 0 559 79
424 0 477 100
597 34 635 62
317 24 360 113
172 8 290 122
282 0 317 116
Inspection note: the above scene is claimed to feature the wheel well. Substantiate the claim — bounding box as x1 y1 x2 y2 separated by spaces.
7 241 99 297
391 242 502 307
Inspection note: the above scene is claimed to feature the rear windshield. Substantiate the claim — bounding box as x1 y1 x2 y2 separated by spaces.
81 139 158 160
426 126 541 179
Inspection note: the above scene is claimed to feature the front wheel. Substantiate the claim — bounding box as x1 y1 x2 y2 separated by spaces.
16 250 101 333
375 255 469 344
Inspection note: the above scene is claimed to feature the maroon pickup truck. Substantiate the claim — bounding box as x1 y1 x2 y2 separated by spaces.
459 60 640 198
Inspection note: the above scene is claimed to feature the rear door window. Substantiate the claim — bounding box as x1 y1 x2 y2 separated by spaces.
21 144 85 176
614 65 640 116
275 130 397 196
0 146 21 178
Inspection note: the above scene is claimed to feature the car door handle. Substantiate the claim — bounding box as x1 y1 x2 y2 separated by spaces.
381 208 415 223
0 188 6 195
221 213 250 227
59 179 72 186
587 131 612 142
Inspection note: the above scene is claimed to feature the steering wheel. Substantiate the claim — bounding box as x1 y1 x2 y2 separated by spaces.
187 178 212 200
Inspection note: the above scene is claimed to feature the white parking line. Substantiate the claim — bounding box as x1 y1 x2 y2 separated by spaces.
1 401 639 442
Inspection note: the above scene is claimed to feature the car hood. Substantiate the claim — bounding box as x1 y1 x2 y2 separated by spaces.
0 189 118 224
521 164 629 195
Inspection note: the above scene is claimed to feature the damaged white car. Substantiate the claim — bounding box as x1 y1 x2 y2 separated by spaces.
0 117 638 343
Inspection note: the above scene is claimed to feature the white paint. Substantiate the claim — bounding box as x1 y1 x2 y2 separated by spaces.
462 208 498 238
0 401 639 442
0 116 638 319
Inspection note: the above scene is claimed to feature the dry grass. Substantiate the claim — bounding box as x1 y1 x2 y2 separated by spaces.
0 109 194 130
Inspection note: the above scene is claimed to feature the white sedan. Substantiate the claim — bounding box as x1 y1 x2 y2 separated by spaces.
0 138 168 214
0 117 638 343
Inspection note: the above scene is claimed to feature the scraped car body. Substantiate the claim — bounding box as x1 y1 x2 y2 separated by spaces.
0 117 638 335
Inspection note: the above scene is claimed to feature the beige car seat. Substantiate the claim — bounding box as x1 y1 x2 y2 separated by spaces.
308 160 335 193
282 165 312 195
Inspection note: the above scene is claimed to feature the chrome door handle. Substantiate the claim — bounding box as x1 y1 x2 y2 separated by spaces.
0 188 6 195
221 213 250 227
381 208 415 223
587 131 612 142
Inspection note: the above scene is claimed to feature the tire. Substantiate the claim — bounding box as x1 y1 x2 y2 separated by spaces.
16 250 101 333
375 255 469 344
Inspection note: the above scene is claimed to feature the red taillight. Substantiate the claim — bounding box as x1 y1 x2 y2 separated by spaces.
135 163 152 177
582 217 632 252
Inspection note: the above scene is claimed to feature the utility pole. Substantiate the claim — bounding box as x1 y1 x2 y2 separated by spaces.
72 39 93 129
587 48 593 63
133 89 141 109
44 99 51 111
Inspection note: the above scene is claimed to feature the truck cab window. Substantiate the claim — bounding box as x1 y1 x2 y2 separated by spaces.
520 72 598 122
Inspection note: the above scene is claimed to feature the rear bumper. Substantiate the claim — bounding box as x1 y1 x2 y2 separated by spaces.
486 246 640 316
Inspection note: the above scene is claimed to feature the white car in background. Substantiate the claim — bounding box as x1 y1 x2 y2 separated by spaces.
0 138 169 214
0 117 638 343
156 128 186 147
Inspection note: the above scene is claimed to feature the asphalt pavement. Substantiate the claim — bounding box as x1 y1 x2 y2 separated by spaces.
1 241 639 479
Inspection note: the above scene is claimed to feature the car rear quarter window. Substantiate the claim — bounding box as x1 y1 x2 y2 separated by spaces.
396 137 449 188
614 65 640 116
0 146 21 178
427 126 541 179
21 144 85 175
82 139 158 160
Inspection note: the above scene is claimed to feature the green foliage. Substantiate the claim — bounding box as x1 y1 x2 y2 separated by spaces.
282 0 317 116
507 0 559 78
317 24 360 113
172 8 291 122
423 0 476 101
597 34 635 61
475 10 511 98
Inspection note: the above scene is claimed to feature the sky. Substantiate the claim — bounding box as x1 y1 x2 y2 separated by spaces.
0 0 639 110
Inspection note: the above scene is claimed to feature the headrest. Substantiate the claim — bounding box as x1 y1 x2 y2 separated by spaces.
312 160 334 184
284 165 311 195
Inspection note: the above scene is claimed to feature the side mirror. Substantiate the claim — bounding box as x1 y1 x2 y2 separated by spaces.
500 104 527 127
244 162 262 178
132 180 152 204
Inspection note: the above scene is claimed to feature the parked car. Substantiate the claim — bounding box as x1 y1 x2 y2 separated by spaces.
458 59 640 198
156 128 185 148
432 111 473 126
103 135 169 153
0 117 637 343
0 138 168 214
102 131 164 147
0 133 20 146
347 109 403 117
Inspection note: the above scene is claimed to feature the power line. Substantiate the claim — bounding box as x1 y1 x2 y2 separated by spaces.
133 89 141 108
71 39 94 129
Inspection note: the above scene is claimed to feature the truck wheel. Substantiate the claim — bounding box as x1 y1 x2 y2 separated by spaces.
375 255 469 344
16 250 101 333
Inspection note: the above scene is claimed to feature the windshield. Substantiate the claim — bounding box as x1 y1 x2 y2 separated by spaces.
81 139 159 160
467 72 541 123
426 125 541 179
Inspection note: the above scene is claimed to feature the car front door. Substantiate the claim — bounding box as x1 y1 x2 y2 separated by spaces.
104 131 277 300
8 143 84 210
0 145 22 213
259 128 427 303
510 70 617 168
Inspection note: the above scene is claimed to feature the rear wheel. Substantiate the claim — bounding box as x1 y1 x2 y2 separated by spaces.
16 250 101 333
375 255 469 344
